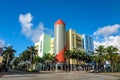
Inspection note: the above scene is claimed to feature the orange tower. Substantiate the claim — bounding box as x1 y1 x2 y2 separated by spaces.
54 19 66 70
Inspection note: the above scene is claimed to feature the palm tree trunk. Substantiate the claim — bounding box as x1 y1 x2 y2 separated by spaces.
103 62 106 72
50 62 52 71
53 62 54 71
30 54 33 69
70 59 73 71
7 53 9 64
70 59 72 71
64 62 66 72
68 58 70 72
111 64 114 72
77 58 79 71
111 61 114 72
73 59 76 71
115 63 117 72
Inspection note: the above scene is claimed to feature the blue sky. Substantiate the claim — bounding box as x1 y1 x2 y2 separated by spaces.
0 0 120 56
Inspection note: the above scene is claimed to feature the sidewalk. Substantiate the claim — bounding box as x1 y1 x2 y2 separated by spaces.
0 72 9 78
100 72 120 77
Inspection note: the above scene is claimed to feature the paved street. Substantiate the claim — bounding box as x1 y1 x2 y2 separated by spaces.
0 70 120 80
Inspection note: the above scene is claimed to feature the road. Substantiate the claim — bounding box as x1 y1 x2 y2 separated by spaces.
0 70 120 80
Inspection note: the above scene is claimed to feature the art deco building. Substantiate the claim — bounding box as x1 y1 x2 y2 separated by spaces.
35 34 51 57
66 29 83 50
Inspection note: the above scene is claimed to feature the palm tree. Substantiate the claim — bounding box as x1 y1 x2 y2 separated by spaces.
49 53 55 71
27 46 38 69
33 56 42 64
71 49 84 71
105 46 119 72
12 57 19 69
2 46 16 64
33 56 44 71
64 50 72 71
70 49 77 71
92 54 99 70
73 49 81 71
21 50 30 62
95 45 106 70
95 45 105 55
77 50 91 71
43 53 55 71
116 54 120 71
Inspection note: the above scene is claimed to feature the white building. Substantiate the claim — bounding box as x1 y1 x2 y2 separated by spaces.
35 34 51 57
82 34 94 54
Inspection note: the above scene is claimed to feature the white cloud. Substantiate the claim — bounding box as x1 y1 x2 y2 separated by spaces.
19 13 33 37
93 24 120 50
0 39 5 47
94 24 120 36
31 23 44 43
94 36 120 49
19 13 53 43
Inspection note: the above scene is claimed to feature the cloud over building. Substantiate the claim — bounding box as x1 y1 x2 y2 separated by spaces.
94 24 120 50
19 13 53 43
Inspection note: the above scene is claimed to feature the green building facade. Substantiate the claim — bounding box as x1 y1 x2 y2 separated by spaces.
43 34 51 55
